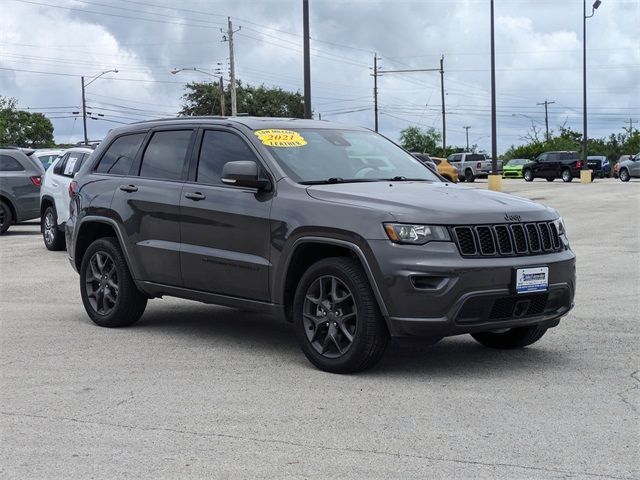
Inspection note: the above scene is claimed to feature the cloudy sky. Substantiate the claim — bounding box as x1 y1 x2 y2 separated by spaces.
1 0 638 153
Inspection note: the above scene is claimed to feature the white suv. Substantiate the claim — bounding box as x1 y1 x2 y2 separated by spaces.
40 147 94 250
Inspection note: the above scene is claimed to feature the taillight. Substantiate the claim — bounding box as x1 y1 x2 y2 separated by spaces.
29 176 42 187
576 161 582 169
477 162 482 169
68 180 78 198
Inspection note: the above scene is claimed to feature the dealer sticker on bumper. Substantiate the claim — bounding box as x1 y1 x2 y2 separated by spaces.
516 267 549 294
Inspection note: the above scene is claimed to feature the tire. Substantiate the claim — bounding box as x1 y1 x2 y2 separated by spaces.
0 201 12 235
523 169 534 182
293 257 389 373
80 237 147 328
41 206 65 251
546 177 554 182
619 168 630 182
561 168 572 183
465 169 475 183
471 325 548 349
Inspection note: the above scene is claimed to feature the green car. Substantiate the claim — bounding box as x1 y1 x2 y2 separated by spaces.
502 158 529 178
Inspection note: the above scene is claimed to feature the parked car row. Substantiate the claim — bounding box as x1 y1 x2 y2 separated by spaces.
501 151 639 183
411 153 459 182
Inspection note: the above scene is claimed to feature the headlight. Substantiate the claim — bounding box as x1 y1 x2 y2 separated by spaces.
553 217 566 237
383 223 451 245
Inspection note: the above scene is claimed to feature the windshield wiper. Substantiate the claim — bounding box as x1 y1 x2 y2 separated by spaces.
300 177 379 185
380 176 433 182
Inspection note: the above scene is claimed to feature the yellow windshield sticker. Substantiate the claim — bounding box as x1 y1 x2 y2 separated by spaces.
254 129 307 147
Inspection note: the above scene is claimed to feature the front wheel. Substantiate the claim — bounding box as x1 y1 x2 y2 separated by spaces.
619 169 630 182
0 201 12 235
523 169 534 182
80 237 147 328
42 206 66 251
561 168 573 182
471 325 548 349
293 257 389 373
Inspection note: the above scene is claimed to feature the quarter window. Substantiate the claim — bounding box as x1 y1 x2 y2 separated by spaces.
196 130 257 185
0 154 25 171
139 130 193 181
96 133 145 175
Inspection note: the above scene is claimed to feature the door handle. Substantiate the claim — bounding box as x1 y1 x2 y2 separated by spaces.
119 184 138 193
51 182 59 187
184 192 206 201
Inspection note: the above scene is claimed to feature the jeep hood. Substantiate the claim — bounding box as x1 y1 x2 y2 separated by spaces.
306 181 556 224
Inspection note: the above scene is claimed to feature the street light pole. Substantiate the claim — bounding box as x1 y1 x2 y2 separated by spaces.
582 0 602 181
81 69 118 145
171 67 224 115
302 0 312 119
488 0 501 191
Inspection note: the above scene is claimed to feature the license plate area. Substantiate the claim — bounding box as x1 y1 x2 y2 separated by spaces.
515 267 548 294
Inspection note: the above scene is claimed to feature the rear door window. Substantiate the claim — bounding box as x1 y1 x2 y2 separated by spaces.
0 154 25 171
96 133 146 175
196 130 257 185
139 130 194 181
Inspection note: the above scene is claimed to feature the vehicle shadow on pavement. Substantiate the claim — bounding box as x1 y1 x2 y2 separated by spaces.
370 337 568 377
132 304 568 376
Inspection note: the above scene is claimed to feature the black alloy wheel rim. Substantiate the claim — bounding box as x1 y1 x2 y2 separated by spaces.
85 251 119 315
43 211 55 245
525 171 532 181
303 275 357 358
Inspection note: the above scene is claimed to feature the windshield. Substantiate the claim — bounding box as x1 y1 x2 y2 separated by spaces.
259 128 441 183
508 158 527 166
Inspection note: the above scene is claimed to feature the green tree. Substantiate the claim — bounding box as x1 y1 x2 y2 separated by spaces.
179 80 304 118
0 95 55 147
398 126 442 154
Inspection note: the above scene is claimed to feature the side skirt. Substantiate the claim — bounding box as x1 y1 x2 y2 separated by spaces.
137 280 286 320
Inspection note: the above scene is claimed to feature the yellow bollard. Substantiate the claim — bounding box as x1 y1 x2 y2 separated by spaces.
580 170 593 183
488 174 502 192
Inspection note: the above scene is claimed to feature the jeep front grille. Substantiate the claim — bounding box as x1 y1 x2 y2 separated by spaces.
452 221 562 257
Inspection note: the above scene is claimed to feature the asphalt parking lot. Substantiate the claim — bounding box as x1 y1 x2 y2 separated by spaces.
1 178 638 479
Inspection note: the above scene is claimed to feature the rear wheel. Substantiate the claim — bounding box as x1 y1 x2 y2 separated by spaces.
293 257 389 373
0 201 12 235
523 169 534 182
465 169 475 183
546 177 555 182
42 206 65 251
80 237 147 328
561 168 572 183
619 168 630 182
471 325 548 349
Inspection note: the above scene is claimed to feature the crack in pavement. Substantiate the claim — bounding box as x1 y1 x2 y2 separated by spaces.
0 410 634 480
616 370 640 414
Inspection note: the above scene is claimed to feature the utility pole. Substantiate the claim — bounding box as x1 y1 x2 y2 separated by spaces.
219 76 226 116
222 17 240 116
622 117 637 135
440 55 446 157
372 53 379 132
81 76 88 146
489 0 498 177
377 62 443 140
463 126 471 151
536 99 555 142
302 0 312 119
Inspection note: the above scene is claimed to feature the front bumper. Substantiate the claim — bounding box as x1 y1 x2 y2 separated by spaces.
502 169 523 178
367 239 575 341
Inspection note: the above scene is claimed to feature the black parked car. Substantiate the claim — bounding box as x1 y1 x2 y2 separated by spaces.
523 151 584 183
66 117 575 373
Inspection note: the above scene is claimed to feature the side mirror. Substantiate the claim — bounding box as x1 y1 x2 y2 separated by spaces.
221 161 270 190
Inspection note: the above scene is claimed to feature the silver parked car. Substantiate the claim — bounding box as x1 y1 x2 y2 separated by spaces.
618 152 640 182
0 148 45 234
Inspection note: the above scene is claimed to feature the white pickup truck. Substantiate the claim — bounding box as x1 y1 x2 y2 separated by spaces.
447 152 503 182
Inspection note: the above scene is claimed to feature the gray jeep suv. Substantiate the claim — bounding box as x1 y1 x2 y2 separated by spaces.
66 118 575 373
1 148 45 234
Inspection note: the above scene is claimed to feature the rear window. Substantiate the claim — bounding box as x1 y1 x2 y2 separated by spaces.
0 154 25 171
96 133 145 175
466 154 486 162
139 130 193 181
